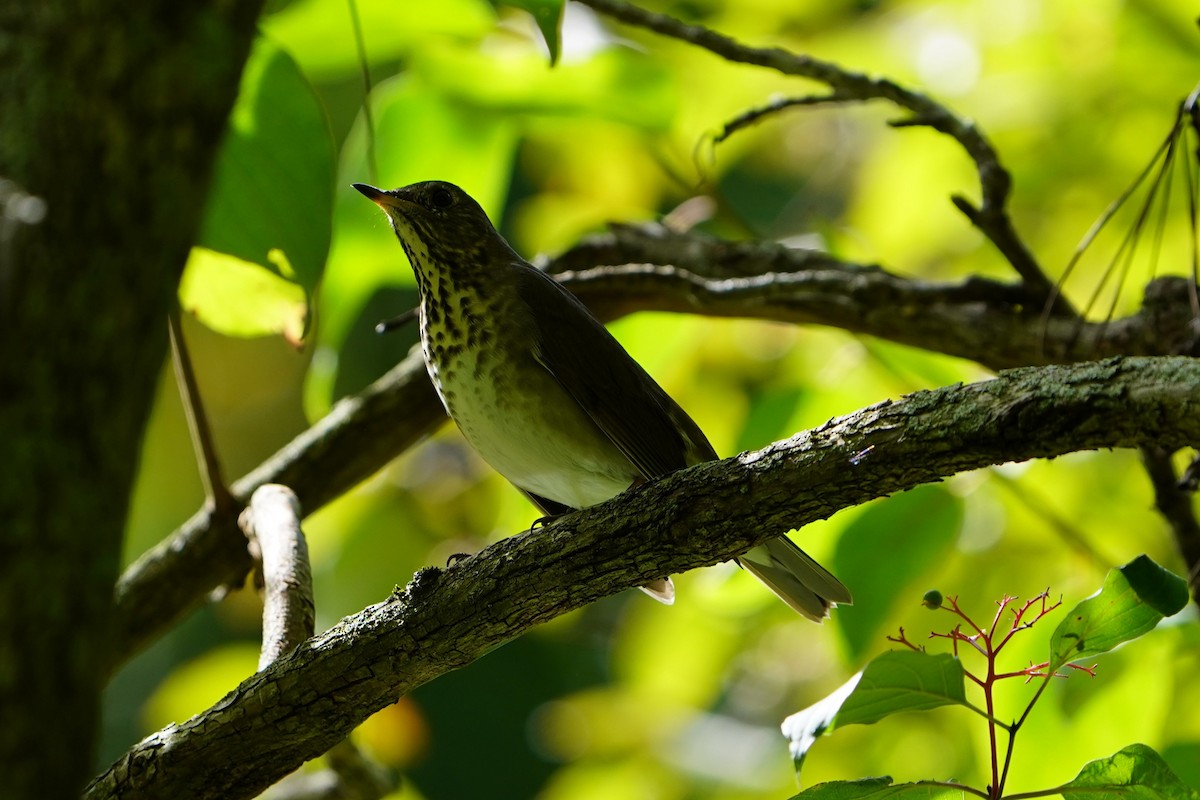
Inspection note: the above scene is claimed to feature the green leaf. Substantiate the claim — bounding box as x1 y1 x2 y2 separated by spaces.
1059 743 1199 800
782 652 967 774
789 777 967 800
834 652 968 726
178 248 307 341
1049 555 1188 670
1119 554 1190 616
833 486 962 661
500 0 565 64
197 36 334 299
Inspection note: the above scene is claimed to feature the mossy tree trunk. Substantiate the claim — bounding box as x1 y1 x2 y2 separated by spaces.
0 3 263 796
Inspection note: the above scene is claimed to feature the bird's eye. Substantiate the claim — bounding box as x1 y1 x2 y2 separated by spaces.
429 187 455 210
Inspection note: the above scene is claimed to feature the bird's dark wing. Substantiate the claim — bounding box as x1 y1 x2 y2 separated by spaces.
520 488 573 516
517 265 718 479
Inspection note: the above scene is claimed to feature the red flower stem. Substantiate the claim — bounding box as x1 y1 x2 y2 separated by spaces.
984 643 1001 799
996 674 1053 797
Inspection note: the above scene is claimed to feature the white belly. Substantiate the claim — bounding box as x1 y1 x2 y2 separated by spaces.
427 344 636 510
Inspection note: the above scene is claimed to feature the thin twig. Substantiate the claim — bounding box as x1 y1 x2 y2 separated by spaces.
1183 89 1200 318
714 91 854 142
1045 86 1200 356
1041 114 1182 329
374 306 418 333
1067 113 1185 353
168 308 236 516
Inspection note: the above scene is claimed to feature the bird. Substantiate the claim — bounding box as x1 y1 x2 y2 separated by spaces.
353 179 851 620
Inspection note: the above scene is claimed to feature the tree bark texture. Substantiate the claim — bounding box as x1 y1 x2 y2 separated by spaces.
88 356 1200 800
0 3 263 796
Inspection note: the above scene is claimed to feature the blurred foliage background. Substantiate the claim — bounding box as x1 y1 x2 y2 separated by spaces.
106 0 1200 797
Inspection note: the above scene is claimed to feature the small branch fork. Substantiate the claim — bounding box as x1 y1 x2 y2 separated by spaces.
888 592 1095 800
575 0 1064 306
171 318 392 799
240 485 393 800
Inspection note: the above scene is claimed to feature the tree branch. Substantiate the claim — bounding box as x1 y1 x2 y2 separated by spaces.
546 226 1200 365
89 357 1200 800
108 226 1200 673
573 0 1059 302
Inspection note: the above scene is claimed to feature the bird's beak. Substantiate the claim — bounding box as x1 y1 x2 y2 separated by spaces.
352 183 412 212
353 182 388 206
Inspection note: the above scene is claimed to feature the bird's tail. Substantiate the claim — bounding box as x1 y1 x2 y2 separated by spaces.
640 577 675 605
738 537 852 622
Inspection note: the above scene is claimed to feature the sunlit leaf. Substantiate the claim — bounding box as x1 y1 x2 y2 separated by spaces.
833 486 962 660
789 777 967 800
1049 555 1188 670
781 670 860 774
179 248 307 341
782 652 967 774
1059 743 1198 800
264 0 494 79
198 36 334 299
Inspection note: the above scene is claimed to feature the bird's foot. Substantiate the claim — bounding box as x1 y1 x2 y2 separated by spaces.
530 513 566 532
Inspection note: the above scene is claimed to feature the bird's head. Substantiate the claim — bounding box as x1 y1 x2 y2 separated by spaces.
353 181 516 288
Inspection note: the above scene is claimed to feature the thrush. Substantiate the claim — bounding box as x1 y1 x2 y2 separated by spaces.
354 180 851 620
